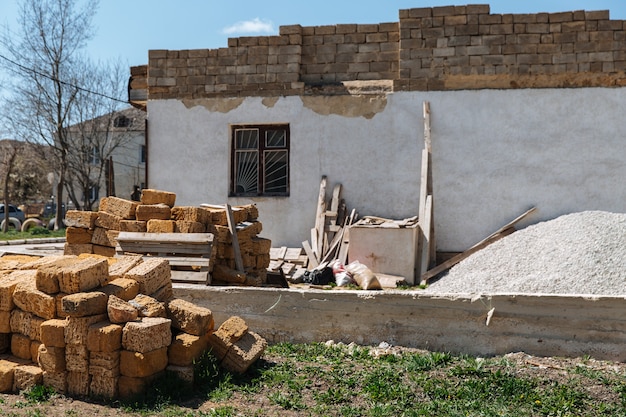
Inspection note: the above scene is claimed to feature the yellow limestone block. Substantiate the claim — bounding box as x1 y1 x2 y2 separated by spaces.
146 219 175 233
168 332 209 367
10 309 33 339
0 311 10 333
87 321 122 353
99 196 138 220
206 316 248 360
140 189 176 207
38 345 66 373
90 373 119 399
67 371 91 397
0 270 33 311
61 291 108 317
35 256 81 294
92 244 116 257
174 220 205 233
40 319 67 348
63 243 93 256
13 364 43 392
60 257 108 294
166 298 214 336
0 359 21 392
13 277 57 320
129 294 166 318
135 204 172 221
119 220 147 232
89 351 120 378
94 211 122 230
220 331 267 374
65 227 94 245
65 314 107 345
120 347 168 378
43 371 67 394
107 295 139 324
65 210 98 229
107 255 143 281
124 257 171 295
91 227 119 248
11 333 32 360
122 317 171 353
65 343 89 372
171 206 210 223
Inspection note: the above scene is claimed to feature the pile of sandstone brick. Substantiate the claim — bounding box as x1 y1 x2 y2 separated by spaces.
63 189 272 286
0 252 267 399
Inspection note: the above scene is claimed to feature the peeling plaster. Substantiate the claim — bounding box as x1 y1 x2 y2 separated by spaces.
181 97 244 112
262 97 279 108
301 95 387 119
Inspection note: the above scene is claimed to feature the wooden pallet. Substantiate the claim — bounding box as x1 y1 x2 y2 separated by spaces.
115 232 214 285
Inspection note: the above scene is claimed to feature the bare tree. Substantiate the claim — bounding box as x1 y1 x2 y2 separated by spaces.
0 0 129 227
1 142 18 232
63 61 134 211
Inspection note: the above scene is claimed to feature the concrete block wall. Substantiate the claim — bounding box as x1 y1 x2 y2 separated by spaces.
145 4 626 99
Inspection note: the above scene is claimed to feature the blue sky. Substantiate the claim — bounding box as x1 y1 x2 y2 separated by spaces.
1 1 626 68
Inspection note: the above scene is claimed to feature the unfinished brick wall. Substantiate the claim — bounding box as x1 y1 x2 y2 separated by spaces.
144 4 626 99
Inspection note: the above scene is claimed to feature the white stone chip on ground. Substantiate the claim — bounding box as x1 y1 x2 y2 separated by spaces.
423 211 626 296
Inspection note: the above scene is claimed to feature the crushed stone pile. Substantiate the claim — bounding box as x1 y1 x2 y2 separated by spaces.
423 211 626 296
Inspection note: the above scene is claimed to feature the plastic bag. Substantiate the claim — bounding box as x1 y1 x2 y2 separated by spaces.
345 261 382 290
332 260 355 287
302 266 334 285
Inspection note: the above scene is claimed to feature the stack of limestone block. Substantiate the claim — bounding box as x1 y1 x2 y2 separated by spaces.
63 189 272 286
0 252 267 399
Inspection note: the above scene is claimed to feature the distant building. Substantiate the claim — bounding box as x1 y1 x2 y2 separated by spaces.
65 107 146 210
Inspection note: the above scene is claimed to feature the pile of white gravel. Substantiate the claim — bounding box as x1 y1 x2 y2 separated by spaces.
423 211 626 296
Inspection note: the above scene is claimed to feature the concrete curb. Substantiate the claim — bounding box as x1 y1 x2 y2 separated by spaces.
0 237 66 246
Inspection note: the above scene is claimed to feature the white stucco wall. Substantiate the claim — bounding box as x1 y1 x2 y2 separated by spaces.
147 87 626 251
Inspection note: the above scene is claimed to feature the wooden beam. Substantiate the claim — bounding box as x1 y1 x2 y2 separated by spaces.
314 176 328 258
418 195 433 278
225 203 244 273
302 240 319 269
420 226 515 285
420 207 537 284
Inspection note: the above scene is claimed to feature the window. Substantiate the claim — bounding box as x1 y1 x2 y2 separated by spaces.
230 124 289 196
139 144 146 164
89 146 100 165
88 185 99 201
114 115 130 128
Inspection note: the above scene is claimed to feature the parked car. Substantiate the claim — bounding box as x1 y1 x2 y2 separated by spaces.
0 204 25 223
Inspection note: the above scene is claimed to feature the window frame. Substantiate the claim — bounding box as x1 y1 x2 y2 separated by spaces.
230 124 290 197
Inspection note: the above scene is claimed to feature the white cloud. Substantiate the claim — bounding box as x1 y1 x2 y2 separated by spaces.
222 18 275 35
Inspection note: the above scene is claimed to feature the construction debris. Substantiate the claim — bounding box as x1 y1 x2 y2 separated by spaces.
0 252 267 399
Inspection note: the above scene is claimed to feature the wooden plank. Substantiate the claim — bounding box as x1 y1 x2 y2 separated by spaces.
420 226 515 285
314 176 328 257
268 260 284 271
423 101 432 152
420 207 537 284
170 270 209 284
284 247 303 261
116 243 211 256
418 195 433 278
225 203 245 273
337 209 356 265
117 232 213 245
270 246 287 260
302 240 319 269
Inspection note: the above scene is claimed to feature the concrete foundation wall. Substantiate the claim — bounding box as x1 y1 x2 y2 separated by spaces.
174 285 626 361
148 87 626 251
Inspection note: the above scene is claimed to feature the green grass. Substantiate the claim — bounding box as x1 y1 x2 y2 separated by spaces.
0 227 65 241
2 343 626 416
